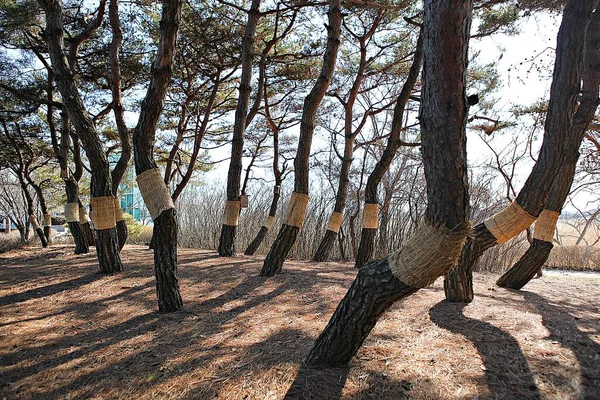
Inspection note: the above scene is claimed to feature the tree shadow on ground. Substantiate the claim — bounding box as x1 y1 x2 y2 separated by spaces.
429 301 541 399
0 273 100 306
522 291 600 398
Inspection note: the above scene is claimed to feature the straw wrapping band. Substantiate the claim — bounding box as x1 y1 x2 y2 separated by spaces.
65 203 79 222
362 203 379 229
90 196 116 230
30 215 40 229
136 168 174 220
43 214 52 227
327 211 343 233
533 209 560 242
388 220 471 288
262 215 276 230
222 201 241 226
484 201 536 244
78 206 90 224
114 197 124 222
284 192 310 228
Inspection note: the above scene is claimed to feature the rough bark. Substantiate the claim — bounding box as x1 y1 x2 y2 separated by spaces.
497 10 600 290
306 0 472 366
116 219 127 250
39 0 123 273
152 208 182 311
444 0 598 302
354 30 424 267
306 258 417 366
314 229 338 261
496 239 554 289
218 0 262 256
260 0 342 276
245 226 269 255
132 0 183 312
67 182 89 254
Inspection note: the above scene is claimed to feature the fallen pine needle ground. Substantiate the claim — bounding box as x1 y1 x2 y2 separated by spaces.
0 245 598 399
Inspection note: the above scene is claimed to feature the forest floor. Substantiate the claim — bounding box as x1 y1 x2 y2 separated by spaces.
1 245 599 400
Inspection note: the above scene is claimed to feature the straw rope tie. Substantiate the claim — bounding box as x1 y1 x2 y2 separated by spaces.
484 201 536 244
136 168 174 220
284 192 310 228
388 220 471 288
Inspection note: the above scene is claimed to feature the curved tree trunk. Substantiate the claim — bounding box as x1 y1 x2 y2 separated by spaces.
67 182 89 254
496 239 554 289
497 13 600 290
445 1 599 302
116 219 127 250
306 0 472 366
218 0 262 256
314 229 338 261
354 31 424 268
132 0 183 312
260 0 342 276
39 0 123 273
245 186 280 255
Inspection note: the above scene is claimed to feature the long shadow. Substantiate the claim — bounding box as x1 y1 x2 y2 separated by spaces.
0 273 100 306
522 291 600 398
429 301 541 399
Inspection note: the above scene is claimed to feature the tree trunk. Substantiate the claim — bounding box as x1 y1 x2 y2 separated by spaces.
218 224 237 256
313 229 338 261
132 0 183 312
444 1 598 302
152 208 182 311
496 239 554 289
67 183 89 254
497 10 600 290
245 226 269 255
260 224 300 276
39 0 123 273
306 0 472 367
306 258 417 366
116 219 127 250
260 0 342 276
218 0 262 256
355 228 377 268
354 31 424 267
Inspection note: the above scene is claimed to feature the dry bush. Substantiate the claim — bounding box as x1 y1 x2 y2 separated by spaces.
547 245 600 271
0 231 23 253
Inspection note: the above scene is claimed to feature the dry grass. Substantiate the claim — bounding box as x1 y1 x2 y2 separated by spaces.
1 245 599 400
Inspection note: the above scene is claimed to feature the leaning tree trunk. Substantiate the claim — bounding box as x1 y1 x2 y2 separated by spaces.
260 0 342 277
66 181 89 254
497 11 600 290
132 0 183 312
245 185 280 255
354 31 423 268
39 0 123 273
306 0 472 366
444 0 597 303
218 0 262 256
27 181 52 243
